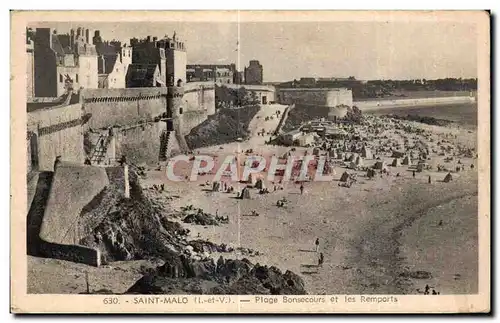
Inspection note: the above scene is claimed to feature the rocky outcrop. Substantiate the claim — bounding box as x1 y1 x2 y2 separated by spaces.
126 257 307 295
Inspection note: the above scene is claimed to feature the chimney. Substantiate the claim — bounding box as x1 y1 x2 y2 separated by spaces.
98 55 106 74
70 29 75 48
35 28 53 48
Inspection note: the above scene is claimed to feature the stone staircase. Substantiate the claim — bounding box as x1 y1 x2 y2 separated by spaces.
90 134 110 165
159 130 171 162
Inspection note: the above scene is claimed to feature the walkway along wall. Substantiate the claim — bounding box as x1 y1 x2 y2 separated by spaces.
81 88 168 129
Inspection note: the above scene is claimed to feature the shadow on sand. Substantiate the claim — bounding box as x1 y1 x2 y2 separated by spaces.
301 271 319 275
301 264 319 268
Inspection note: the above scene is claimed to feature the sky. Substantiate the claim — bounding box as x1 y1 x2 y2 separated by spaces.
30 21 478 82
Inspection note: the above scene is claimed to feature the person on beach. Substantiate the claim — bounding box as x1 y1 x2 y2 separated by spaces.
428 175 432 184
300 183 304 195
412 170 416 178
315 238 320 252
318 253 324 267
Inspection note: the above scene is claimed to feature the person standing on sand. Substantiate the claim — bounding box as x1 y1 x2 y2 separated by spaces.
315 238 320 252
300 183 304 195
412 170 416 178
428 175 432 184
318 252 324 267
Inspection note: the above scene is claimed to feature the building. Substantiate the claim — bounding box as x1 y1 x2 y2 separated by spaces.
234 71 244 84
130 33 186 87
26 30 35 99
280 129 303 146
186 64 237 84
33 27 98 98
244 60 263 85
126 64 161 88
93 31 133 89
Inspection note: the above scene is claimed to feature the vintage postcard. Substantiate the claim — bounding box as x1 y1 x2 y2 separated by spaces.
10 10 490 313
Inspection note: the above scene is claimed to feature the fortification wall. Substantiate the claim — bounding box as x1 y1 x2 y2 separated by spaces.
277 88 353 107
181 111 208 136
355 96 476 110
28 103 84 171
38 241 101 267
40 162 110 245
81 88 168 129
36 162 108 266
115 121 167 165
184 81 216 115
326 89 353 107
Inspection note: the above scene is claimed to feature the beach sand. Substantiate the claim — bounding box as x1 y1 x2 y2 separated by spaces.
141 104 479 295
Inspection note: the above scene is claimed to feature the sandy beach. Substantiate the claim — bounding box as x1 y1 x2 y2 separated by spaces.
140 103 479 295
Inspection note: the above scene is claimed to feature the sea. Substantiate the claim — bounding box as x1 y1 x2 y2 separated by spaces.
366 103 478 128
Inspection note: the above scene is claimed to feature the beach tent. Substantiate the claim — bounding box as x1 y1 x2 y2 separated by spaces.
355 156 364 166
366 168 376 178
340 171 351 182
373 161 386 170
248 173 258 186
255 178 266 190
443 172 453 183
391 158 401 167
402 156 412 166
361 147 373 159
212 181 221 192
239 187 251 199
391 151 405 158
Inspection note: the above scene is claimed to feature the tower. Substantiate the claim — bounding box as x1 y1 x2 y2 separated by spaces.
164 32 186 86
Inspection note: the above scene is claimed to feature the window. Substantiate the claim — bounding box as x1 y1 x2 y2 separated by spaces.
75 74 79 83
59 74 63 83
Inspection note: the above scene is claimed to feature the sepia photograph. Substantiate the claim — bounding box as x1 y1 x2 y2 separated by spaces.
11 10 490 313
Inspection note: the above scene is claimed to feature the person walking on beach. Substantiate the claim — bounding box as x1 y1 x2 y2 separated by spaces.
428 175 432 184
318 252 324 267
300 183 304 195
412 170 416 178
315 238 320 252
